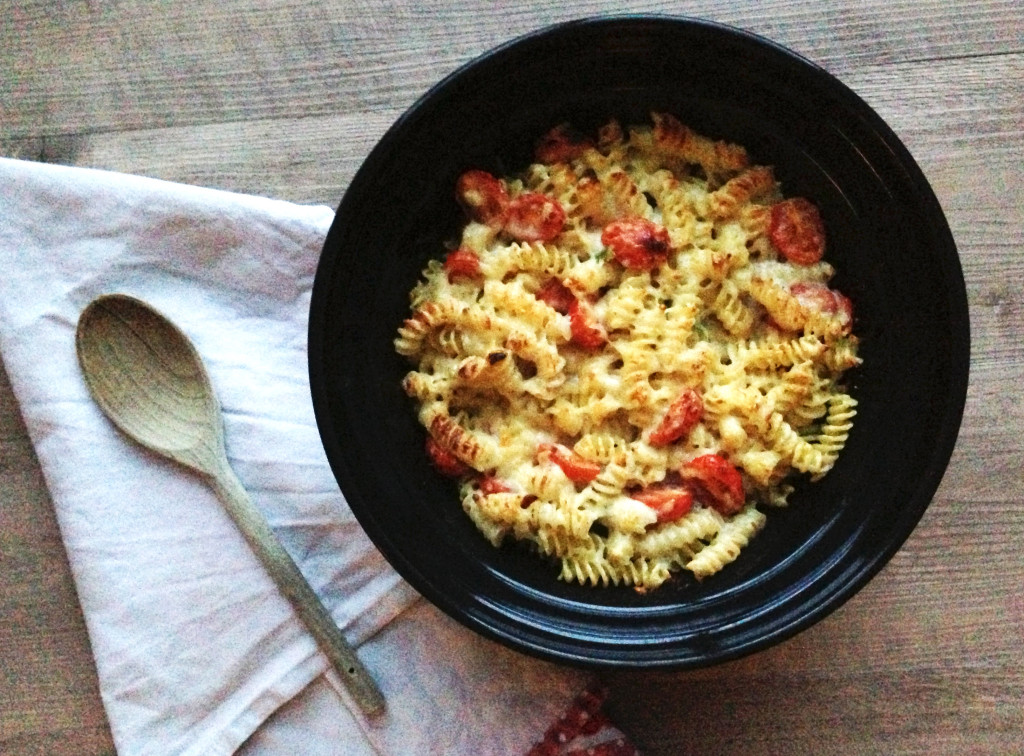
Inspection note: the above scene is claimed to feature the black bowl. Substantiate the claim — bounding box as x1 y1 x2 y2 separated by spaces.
308 15 969 668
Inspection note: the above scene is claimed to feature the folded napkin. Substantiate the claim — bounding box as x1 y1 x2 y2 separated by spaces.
0 158 639 755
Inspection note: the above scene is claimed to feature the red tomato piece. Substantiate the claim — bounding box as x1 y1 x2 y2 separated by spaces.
790 281 854 329
679 453 745 516
568 297 607 350
632 484 694 523
504 193 566 242
600 216 670 270
534 123 594 163
443 248 482 282
790 281 838 313
535 278 576 314
479 475 515 495
769 198 826 265
538 442 601 484
456 169 509 228
425 436 470 478
647 388 704 446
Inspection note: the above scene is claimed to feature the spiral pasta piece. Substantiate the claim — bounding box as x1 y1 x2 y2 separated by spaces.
708 166 776 218
651 111 750 179
687 505 766 579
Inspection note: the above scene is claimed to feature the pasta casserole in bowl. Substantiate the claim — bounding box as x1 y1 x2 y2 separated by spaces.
309 15 969 667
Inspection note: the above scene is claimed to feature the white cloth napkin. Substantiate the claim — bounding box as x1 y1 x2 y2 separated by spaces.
0 157 605 755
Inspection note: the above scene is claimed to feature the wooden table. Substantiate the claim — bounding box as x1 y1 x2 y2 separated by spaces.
2 2 1021 753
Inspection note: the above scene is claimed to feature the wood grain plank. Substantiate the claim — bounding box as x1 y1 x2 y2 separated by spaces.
1 110 401 206
2 1 1021 140
605 663 1024 755
0 357 116 755
842 52 1023 163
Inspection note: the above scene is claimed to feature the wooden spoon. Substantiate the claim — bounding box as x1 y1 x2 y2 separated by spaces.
75 293 385 716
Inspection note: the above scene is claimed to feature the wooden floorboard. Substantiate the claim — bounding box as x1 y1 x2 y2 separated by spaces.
3 1 1021 140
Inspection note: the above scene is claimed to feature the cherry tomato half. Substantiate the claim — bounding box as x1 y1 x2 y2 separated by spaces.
479 475 515 495
534 123 594 164
504 193 566 242
425 436 470 478
679 453 745 516
443 248 482 282
790 281 853 329
632 484 694 523
600 216 670 270
534 278 576 314
648 388 704 446
568 297 607 350
769 197 825 265
456 169 509 228
538 442 602 484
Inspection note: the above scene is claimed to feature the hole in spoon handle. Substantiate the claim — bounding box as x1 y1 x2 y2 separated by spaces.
208 461 385 715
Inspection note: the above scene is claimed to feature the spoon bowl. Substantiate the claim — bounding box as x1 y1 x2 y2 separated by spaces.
76 294 223 472
76 293 384 715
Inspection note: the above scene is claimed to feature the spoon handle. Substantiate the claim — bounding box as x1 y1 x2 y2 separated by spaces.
208 459 385 716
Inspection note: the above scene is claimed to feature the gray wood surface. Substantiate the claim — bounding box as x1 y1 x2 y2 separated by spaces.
2 2 1022 754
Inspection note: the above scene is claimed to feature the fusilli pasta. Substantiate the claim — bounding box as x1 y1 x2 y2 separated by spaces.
395 114 860 590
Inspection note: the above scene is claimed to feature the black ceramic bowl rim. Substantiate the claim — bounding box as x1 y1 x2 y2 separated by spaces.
309 15 970 668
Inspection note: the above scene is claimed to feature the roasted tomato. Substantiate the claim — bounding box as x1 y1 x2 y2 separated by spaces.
538 442 601 484
443 248 482 282
679 453 745 516
791 281 853 329
647 388 704 446
456 169 509 228
632 484 694 523
479 475 515 495
769 197 825 265
600 216 671 270
568 297 607 350
534 123 594 163
504 193 566 242
425 436 470 478
534 278 576 314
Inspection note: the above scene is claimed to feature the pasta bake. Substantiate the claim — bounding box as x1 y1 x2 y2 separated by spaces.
395 113 860 590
